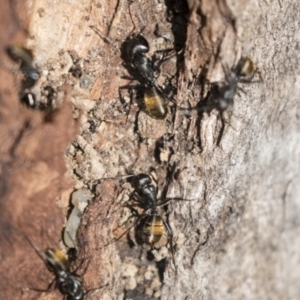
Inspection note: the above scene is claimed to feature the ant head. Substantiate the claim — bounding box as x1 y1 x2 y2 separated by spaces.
131 173 152 190
127 34 150 61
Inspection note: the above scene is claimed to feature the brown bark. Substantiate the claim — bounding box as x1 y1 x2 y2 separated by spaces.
0 0 299 299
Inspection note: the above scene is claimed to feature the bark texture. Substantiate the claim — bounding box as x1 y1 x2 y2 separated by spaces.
0 0 300 300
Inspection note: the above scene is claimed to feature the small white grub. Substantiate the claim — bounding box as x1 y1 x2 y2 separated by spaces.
63 188 93 248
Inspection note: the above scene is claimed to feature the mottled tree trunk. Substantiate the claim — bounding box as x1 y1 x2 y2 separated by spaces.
0 0 299 299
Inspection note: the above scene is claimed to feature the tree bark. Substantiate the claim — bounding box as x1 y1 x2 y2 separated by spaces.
0 0 299 299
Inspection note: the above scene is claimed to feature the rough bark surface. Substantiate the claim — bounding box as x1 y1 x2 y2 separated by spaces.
0 0 300 300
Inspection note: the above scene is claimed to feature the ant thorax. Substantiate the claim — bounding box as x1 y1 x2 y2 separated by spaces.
132 53 156 86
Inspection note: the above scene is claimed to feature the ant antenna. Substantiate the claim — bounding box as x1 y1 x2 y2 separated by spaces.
128 0 146 37
23 234 46 261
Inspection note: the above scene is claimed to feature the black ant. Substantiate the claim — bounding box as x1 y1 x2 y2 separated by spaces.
106 173 194 261
122 35 172 120
6 46 51 110
195 56 259 145
42 248 84 300
24 236 84 300
128 173 173 247
200 56 257 112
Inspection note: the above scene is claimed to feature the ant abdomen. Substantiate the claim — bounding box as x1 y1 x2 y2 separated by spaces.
143 86 168 119
142 214 164 246
234 56 255 78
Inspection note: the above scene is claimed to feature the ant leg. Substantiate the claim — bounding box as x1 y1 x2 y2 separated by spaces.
23 234 50 265
157 196 197 207
72 253 91 276
90 0 128 43
101 174 137 181
131 191 144 203
216 0 237 34
119 84 141 122
216 112 227 146
239 68 263 84
219 60 231 79
85 282 109 299
128 0 146 36
28 278 56 293
89 25 115 44
161 219 177 273
107 0 127 40
104 214 147 247
118 86 132 123
152 48 176 71
236 86 246 96
126 88 134 124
